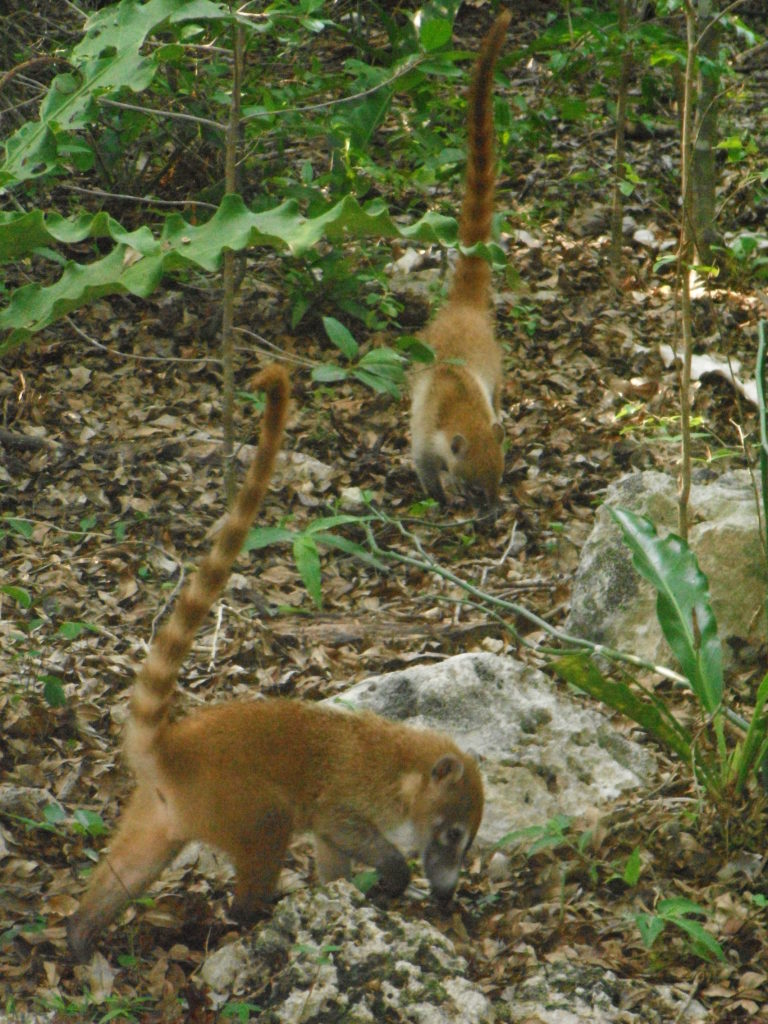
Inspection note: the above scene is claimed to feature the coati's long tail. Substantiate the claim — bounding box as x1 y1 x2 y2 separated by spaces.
126 364 290 763
450 10 511 307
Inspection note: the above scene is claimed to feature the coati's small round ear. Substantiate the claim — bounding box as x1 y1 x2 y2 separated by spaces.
450 434 468 457
492 422 504 444
431 754 465 784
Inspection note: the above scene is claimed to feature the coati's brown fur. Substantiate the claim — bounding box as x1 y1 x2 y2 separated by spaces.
410 11 510 506
66 364 484 962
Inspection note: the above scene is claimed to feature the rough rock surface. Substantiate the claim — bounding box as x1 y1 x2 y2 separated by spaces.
199 881 494 1024
501 962 707 1023
567 469 767 668
333 652 655 844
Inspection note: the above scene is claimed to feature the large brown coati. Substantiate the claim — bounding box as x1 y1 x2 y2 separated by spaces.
67 364 484 961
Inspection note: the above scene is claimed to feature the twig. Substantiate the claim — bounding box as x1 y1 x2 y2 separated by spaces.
361 505 691 687
65 315 222 365
208 602 224 670
59 183 218 211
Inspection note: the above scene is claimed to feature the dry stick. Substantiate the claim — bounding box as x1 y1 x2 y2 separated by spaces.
221 19 245 504
361 507 689 686
609 0 631 278
677 1 698 542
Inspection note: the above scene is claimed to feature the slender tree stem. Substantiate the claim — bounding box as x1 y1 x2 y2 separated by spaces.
221 19 244 502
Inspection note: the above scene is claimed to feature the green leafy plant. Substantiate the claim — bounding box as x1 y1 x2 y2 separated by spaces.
554 508 768 801
244 513 384 608
0 0 472 355
635 897 725 963
11 801 106 840
221 1002 262 1023
312 316 406 398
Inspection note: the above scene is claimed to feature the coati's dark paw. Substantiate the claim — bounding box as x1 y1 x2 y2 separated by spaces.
229 893 277 927
375 852 411 897
66 913 95 964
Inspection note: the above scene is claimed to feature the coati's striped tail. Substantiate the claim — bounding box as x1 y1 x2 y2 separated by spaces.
126 365 290 760
450 10 510 307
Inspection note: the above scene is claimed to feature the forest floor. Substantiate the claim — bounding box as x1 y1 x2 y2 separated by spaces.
3 4 768 1022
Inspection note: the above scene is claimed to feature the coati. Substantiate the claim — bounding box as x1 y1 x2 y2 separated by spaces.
66 364 484 962
410 10 511 507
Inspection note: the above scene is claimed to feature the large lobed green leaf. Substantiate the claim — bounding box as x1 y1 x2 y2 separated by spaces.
611 508 723 714
1 0 232 186
0 195 458 352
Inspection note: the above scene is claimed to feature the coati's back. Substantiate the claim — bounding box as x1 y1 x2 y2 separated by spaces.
410 11 510 507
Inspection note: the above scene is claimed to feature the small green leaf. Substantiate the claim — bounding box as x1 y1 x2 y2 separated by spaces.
42 803 66 826
311 364 348 384
4 518 34 539
73 808 108 837
623 847 642 886
420 17 452 53
242 526 295 553
635 911 665 949
57 620 99 640
352 869 380 894
1 585 32 608
41 674 67 708
398 335 436 364
322 316 358 359
293 534 322 607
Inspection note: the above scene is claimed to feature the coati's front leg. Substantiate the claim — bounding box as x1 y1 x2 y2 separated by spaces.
67 788 183 962
315 814 411 897
413 450 447 505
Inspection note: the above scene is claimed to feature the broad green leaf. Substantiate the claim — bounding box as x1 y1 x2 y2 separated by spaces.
398 335 436 363
310 532 387 571
352 869 380 895
4 518 34 539
656 897 708 918
57 621 99 640
43 803 67 825
358 347 406 373
311 365 348 384
242 526 295 552
420 18 452 52
635 912 665 948
611 508 723 714
352 367 401 397
1 585 32 608
552 654 694 765
305 515 367 533
0 196 459 351
670 919 725 961
293 535 322 607
73 808 108 836
322 316 358 359
623 847 642 886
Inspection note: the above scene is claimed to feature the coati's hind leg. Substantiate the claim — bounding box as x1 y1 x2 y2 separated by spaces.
66 788 183 962
227 804 294 925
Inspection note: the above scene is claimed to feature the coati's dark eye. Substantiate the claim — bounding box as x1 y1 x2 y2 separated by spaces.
446 826 464 845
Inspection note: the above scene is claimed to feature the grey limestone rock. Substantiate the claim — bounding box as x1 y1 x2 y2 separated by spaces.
567 470 766 668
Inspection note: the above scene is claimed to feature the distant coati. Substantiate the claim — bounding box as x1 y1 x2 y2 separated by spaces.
410 10 511 506
66 364 484 962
